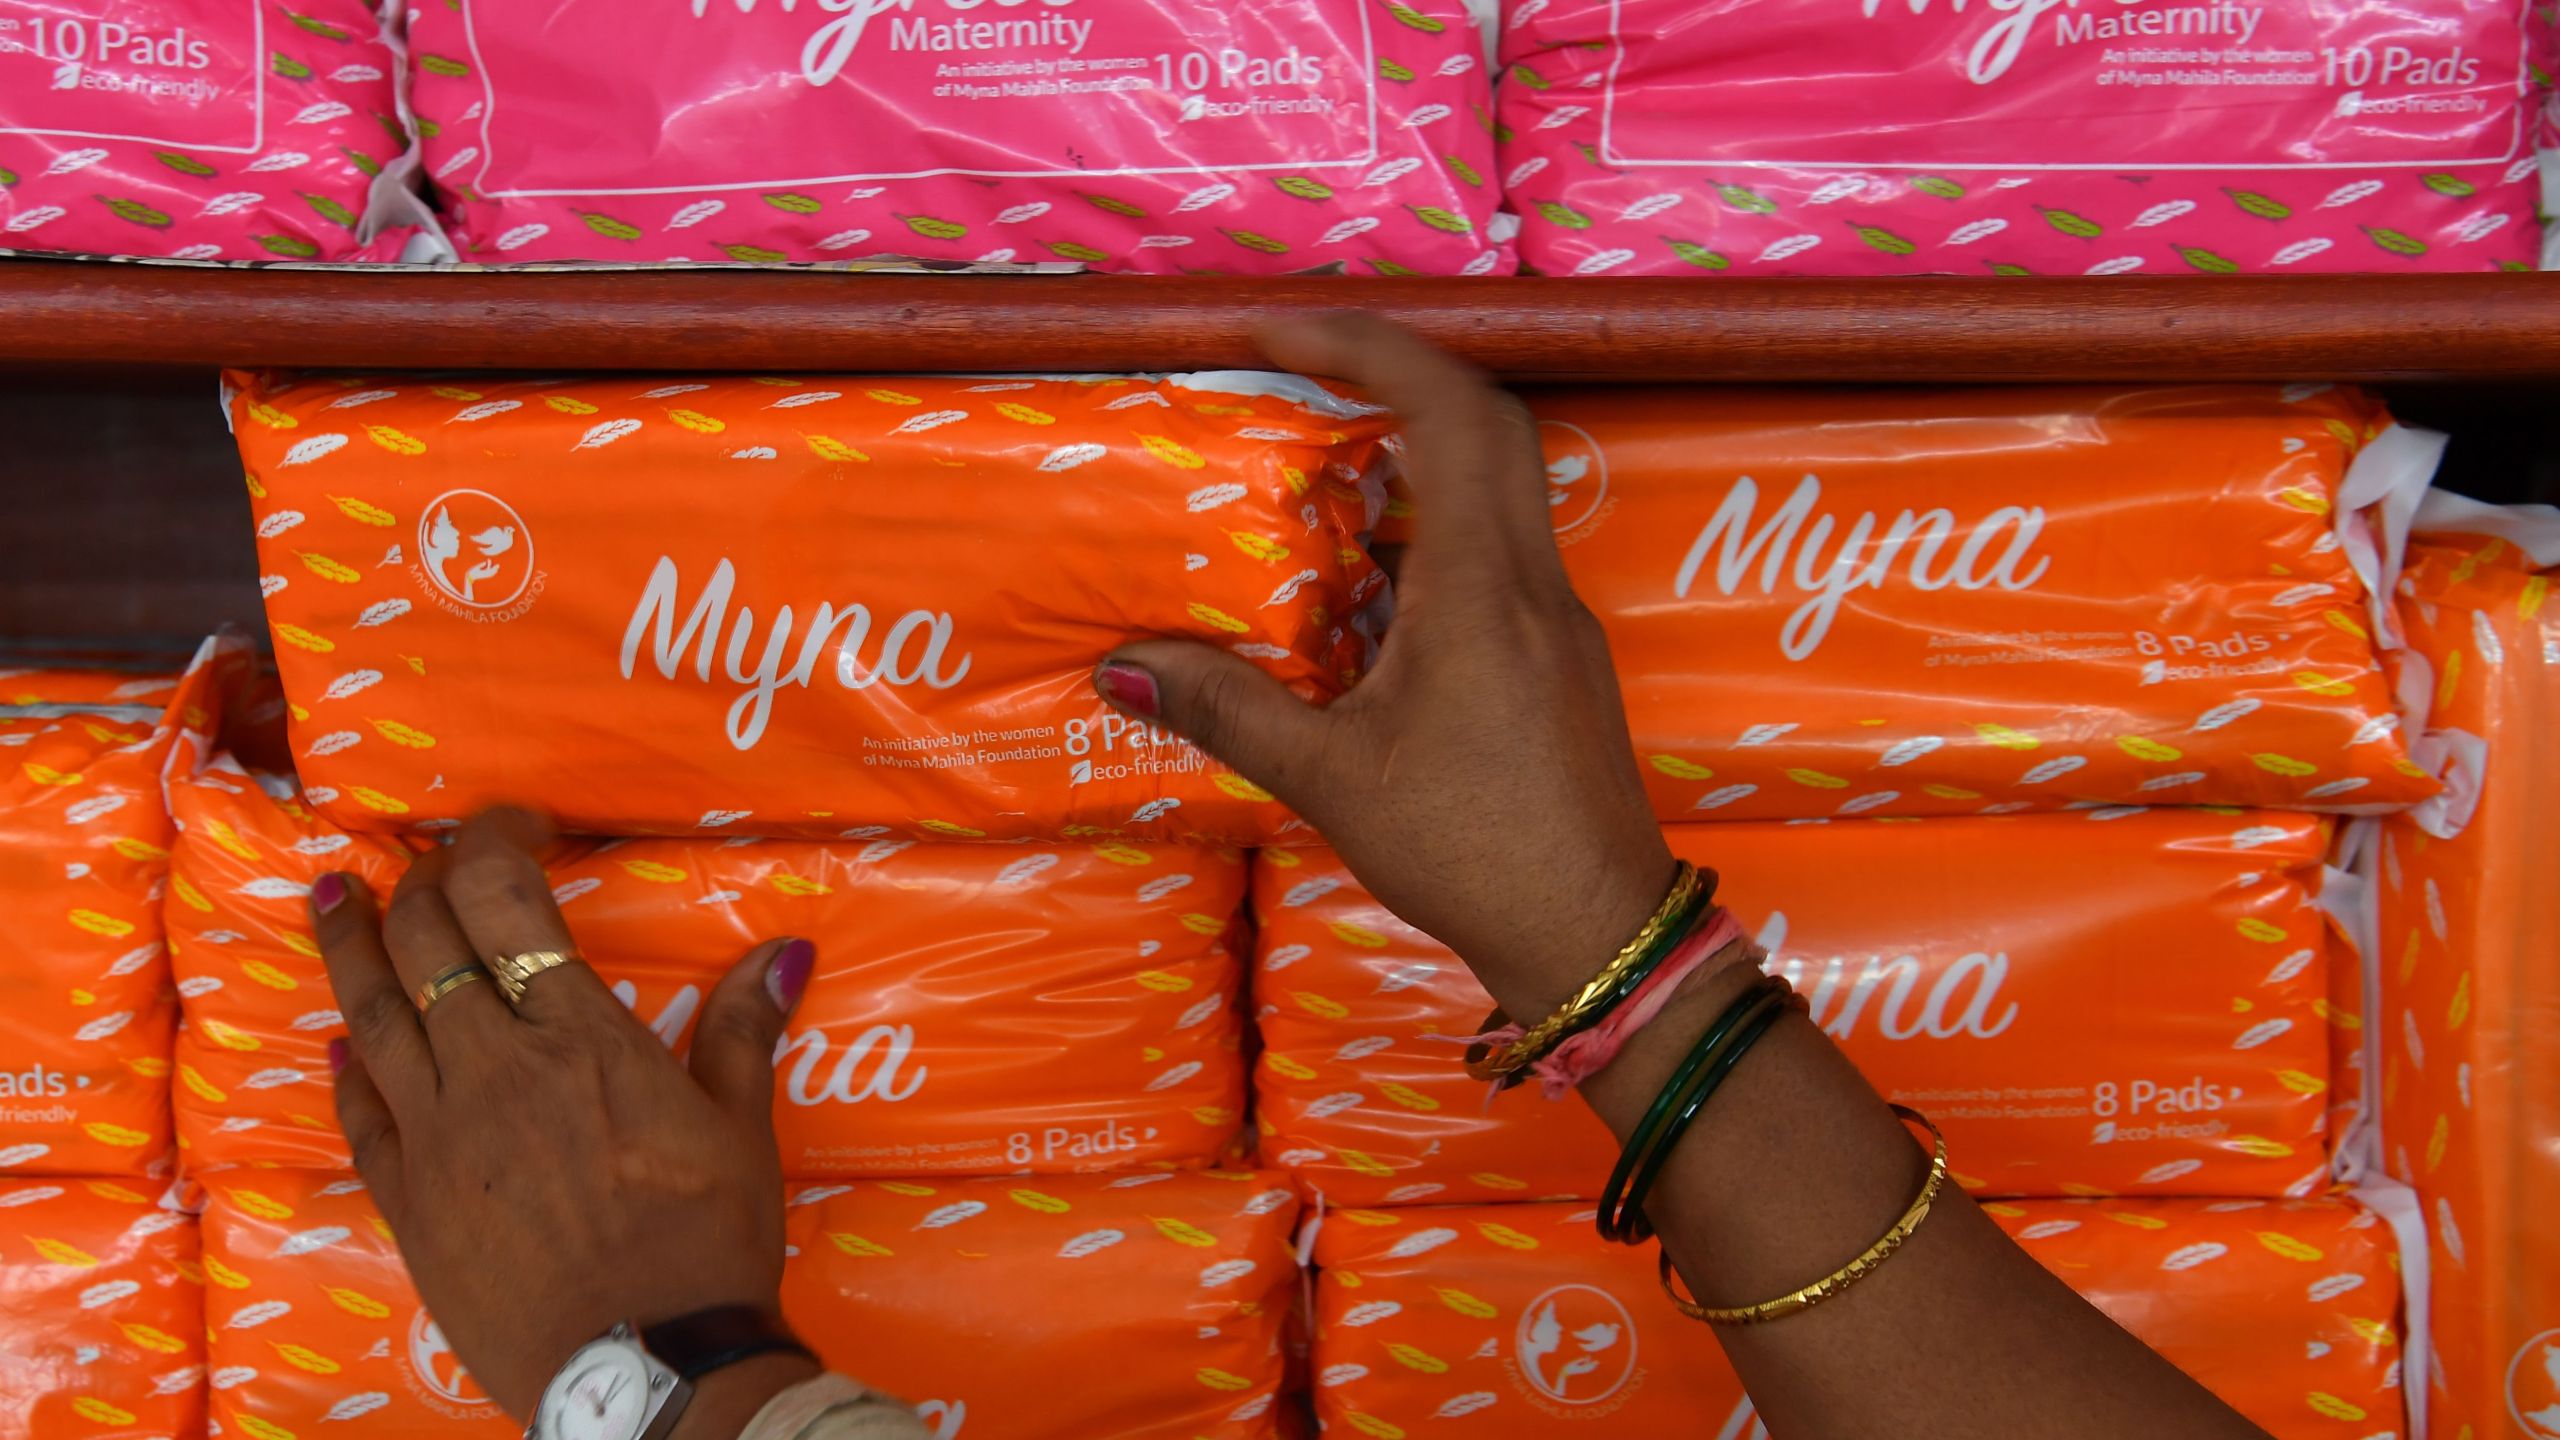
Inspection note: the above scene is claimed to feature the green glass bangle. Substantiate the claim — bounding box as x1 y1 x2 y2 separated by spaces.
1613 988 1800 1246
1597 968 1781 1214
1596 973 1786 1243
1488 881 1713 1093
1601 981 1790 1245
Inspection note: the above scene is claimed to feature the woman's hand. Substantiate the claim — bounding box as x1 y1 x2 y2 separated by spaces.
310 809 821 1431
1096 312 1677 1020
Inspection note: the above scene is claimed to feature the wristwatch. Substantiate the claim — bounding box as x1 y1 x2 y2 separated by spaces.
527 1307 814 1440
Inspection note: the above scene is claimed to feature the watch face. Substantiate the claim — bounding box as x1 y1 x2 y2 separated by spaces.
539 1342 656 1440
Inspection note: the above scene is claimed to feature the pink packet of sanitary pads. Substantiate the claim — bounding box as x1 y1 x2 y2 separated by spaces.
1 0 416 260
407 0 1511 275
1501 0 2543 277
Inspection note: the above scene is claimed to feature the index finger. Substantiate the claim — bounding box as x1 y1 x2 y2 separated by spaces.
1256 311 1560 565
309 871 436 1114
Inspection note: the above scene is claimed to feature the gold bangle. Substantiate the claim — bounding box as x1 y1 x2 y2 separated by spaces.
1660 1105 1948 1326
1467 860 1705 1082
487 949 581 1005
412 961 489 1015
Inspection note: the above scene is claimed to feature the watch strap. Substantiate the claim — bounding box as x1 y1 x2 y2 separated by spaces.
640 1306 816 1383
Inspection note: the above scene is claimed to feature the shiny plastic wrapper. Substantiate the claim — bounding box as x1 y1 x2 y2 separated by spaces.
204 1169 1302 1440
1311 1197 2405 1440
2376 502 2560 1440
781 1170 1300 1440
228 369 1389 843
1384 384 2438 820
200 1172 515 1438
1254 810 2337 1204
0 668 178 709
1499 0 2543 276
405 0 1507 274
0 1179 202 1440
0 645 238 1177
0 0 414 261
170 761 1249 1177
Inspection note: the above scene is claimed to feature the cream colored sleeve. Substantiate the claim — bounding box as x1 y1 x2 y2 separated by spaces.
736 1373 934 1440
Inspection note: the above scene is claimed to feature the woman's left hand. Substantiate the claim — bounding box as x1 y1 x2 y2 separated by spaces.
310 808 822 1429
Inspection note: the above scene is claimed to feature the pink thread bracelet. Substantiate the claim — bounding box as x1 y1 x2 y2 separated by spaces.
1468 908 1757 1102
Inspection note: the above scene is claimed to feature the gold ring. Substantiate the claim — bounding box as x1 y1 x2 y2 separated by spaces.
487 949 580 1005
413 962 489 1015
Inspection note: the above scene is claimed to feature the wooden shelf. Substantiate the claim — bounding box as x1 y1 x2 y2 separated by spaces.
4 260 2555 382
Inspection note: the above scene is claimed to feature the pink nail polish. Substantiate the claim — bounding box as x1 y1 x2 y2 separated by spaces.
311 874 349 915
1095 661 1160 718
327 1038 350 1076
766 938 815 1013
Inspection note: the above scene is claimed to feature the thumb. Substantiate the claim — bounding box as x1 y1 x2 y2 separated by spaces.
688 936 810 1126
1096 642 1330 803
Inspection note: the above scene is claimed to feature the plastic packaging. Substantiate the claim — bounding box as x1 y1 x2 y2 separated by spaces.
1499 0 2544 276
1255 810 2337 1205
0 667 177 708
0 0 415 261
1311 1197 2403 1439
404 0 1507 274
781 1170 1300 1440
2375 502 2560 1440
2322 822 2379 1188
228 369 1388 844
0 1179 202 1440
209 1168 1302 1440
165 758 412 1173
169 762 1250 1176
1381 384 2439 821
0 646 237 1177
200 1172 515 1438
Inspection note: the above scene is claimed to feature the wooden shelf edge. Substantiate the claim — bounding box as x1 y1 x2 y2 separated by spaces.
5 261 2555 381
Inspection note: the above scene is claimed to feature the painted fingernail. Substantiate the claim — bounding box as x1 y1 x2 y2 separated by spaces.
766 938 815 1014
1094 661 1160 718
311 874 349 915
327 1038 350 1076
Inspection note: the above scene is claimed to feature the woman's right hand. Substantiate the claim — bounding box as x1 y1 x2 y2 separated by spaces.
1095 312 1680 1018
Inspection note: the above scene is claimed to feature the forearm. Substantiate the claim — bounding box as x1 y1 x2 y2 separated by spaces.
1479 939 2273 1440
